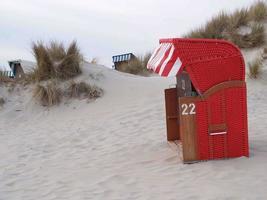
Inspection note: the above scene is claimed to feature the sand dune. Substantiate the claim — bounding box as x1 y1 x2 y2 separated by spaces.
1 56 267 199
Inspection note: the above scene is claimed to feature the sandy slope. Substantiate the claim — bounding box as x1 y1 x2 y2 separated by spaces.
1 57 267 200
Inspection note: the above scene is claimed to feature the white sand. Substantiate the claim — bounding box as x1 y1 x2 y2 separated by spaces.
1 53 267 200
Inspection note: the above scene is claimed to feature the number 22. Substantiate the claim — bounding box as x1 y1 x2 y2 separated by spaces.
181 103 196 115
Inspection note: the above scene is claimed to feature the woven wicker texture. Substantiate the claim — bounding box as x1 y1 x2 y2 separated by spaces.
207 91 227 159
160 38 245 93
196 85 249 160
225 86 249 158
196 101 209 160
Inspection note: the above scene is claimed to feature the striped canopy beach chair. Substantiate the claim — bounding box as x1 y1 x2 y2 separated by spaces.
148 38 249 163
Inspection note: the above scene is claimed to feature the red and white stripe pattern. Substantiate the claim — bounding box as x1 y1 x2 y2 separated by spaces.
147 42 182 77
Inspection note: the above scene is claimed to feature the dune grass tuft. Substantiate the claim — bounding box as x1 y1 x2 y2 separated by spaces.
47 41 66 61
26 40 103 107
249 1 267 21
185 1 267 48
67 81 103 99
31 40 83 82
230 23 265 48
88 85 104 99
248 57 263 79
33 82 62 106
186 12 229 39
32 41 55 81
246 23 265 47
56 41 82 80
205 12 229 39
228 8 250 30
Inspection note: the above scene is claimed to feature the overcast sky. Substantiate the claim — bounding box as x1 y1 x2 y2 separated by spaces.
0 0 257 70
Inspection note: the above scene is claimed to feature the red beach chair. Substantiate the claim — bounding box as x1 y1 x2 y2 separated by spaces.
148 38 249 163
